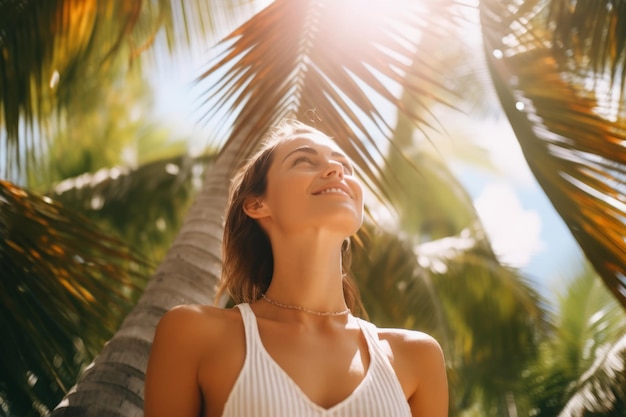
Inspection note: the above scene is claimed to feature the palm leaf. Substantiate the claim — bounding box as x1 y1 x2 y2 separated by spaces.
1 1 141 159
0 0 253 175
560 335 626 416
479 0 626 307
555 268 626 417
548 0 626 99
196 0 462 196
52 152 215 263
352 222 442 332
417 227 547 414
0 180 147 416
525 267 626 416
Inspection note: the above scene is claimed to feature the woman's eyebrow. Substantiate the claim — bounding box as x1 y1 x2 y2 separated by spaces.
282 146 317 162
282 146 348 163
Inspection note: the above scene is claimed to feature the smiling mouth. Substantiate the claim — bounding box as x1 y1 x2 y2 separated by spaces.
316 187 350 197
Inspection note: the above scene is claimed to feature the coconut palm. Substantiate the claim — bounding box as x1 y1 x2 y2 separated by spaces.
1 0 625 416
0 179 147 416
524 265 626 416
370 93 549 415
7 0 621 305
0 41 210 414
478 0 626 308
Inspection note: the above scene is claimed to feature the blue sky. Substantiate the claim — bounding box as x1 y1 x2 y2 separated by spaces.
443 115 587 296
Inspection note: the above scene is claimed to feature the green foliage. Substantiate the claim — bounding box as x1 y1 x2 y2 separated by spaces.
524 266 626 416
353 223 441 332
422 229 546 415
480 0 626 309
53 152 213 265
1 4 207 413
0 0 148 175
0 0 252 178
26 65 156 189
0 181 147 416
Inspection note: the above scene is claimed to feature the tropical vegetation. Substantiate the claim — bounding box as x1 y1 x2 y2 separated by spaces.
1 0 624 416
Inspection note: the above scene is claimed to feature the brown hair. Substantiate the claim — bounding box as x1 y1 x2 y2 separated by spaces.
215 119 365 317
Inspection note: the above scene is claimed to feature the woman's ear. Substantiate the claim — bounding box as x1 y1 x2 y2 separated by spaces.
243 197 269 219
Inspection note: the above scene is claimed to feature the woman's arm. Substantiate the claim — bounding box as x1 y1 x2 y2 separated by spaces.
144 305 206 417
406 333 448 417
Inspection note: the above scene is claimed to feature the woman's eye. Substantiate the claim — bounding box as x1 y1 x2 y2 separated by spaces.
293 156 313 166
336 160 353 174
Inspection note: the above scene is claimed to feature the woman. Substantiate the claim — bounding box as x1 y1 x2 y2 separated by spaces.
144 120 449 417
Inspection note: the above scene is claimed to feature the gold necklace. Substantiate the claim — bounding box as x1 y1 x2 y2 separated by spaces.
261 294 351 316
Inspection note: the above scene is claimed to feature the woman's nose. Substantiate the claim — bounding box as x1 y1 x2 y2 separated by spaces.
324 160 344 178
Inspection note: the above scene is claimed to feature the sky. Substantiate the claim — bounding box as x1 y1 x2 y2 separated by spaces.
446 116 587 295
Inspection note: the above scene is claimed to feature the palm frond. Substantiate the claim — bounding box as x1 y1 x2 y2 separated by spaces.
525 267 626 416
480 0 626 308
548 0 626 102
52 152 215 262
559 335 626 416
196 0 463 197
419 225 548 411
0 180 147 415
352 222 442 332
0 0 253 173
0 0 142 145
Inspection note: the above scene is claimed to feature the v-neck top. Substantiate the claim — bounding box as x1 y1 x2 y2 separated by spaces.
220 303 412 417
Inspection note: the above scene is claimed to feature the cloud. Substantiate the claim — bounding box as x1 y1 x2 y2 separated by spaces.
474 182 545 268
474 118 536 186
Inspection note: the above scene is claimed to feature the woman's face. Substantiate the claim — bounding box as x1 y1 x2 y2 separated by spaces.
257 130 364 239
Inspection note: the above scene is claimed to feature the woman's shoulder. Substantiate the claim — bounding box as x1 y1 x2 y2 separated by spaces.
159 303 241 324
369 324 447 403
153 304 244 350
375 326 441 350
370 324 445 371
145 304 247 416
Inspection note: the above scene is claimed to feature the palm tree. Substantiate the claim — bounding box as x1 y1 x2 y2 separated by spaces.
0 40 208 414
0 180 146 416
1 0 625 416
478 0 626 308
524 265 626 416
371 92 548 415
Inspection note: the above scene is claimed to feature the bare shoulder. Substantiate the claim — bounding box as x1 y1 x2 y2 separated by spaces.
376 327 443 358
154 304 242 349
158 303 237 323
145 305 244 417
157 303 239 331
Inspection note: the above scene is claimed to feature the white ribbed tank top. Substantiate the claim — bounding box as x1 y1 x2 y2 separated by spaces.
220 303 412 417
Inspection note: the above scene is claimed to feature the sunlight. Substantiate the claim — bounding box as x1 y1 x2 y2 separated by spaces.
326 0 401 18
586 72 622 123
474 183 545 268
323 0 425 44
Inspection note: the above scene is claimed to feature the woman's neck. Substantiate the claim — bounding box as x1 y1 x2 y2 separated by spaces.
262 234 348 314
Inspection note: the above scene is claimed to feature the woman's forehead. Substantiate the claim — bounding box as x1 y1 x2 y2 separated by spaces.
275 132 344 155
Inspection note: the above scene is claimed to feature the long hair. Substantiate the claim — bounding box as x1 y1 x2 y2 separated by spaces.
215 119 365 317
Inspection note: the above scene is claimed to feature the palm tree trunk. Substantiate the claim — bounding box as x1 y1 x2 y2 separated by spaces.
51 126 251 416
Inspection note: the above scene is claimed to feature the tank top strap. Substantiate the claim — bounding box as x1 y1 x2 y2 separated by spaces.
356 318 381 346
356 318 412 417
356 318 392 366
234 303 260 353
